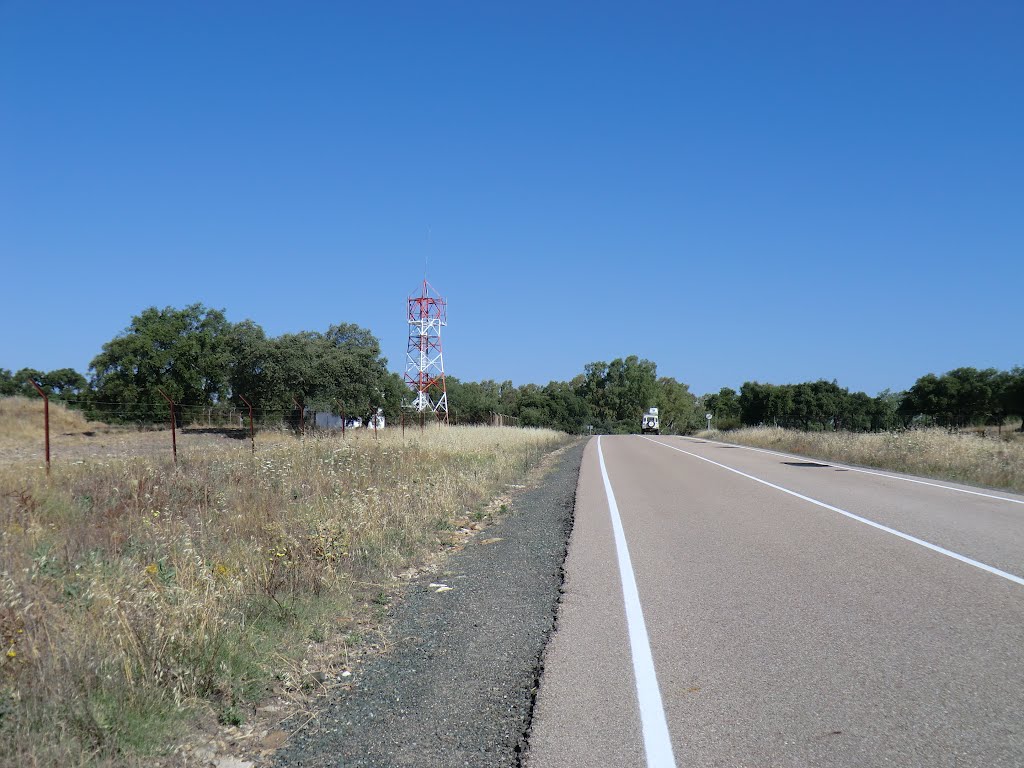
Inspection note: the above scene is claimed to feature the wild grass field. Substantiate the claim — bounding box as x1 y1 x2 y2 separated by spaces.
700 426 1024 494
0 398 573 766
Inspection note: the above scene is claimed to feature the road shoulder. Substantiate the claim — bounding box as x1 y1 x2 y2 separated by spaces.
274 439 585 768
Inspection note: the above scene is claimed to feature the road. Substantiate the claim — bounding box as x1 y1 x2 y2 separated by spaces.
525 435 1024 768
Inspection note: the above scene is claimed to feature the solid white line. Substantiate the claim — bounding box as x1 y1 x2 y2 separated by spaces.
641 436 1024 587
681 436 1024 505
597 437 677 768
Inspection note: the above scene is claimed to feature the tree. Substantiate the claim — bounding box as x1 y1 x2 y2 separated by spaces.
576 362 611 426
705 387 740 429
870 389 903 431
790 383 815 430
0 369 17 396
541 381 590 433
945 367 998 427
900 368 1004 428
657 377 698 434
260 325 394 420
809 379 846 430
11 368 45 398
997 367 1024 432
226 319 273 407
40 368 88 401
0 367 88 401
844 391 873 432
89 304 237 419
739 381 768 426
602 356 658 432
899 373 942 425
449 377 514 425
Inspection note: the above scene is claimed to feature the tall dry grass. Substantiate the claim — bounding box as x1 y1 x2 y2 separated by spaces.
0 425 571 765
0 396 105 442
702 426 1024 494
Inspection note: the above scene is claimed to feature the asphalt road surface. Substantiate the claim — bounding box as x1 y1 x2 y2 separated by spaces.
525 435 1024 768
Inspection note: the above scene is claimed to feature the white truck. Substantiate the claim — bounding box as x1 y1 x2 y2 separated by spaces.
641 406 660 435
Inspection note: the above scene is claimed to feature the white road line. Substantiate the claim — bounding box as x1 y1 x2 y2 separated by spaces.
597 437 677 768
641 436 1024 588
678 436 1024 506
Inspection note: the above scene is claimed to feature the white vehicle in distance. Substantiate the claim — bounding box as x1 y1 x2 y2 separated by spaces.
641 407 659 435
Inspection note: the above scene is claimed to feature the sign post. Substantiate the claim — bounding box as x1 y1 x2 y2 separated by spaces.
706 412 713 431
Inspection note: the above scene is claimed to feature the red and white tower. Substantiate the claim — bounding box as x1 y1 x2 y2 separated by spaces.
404 280 448 422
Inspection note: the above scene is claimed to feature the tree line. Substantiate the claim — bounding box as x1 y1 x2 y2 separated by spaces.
0 304 699 433
2 303 1021 434
1 305 406 424
703 366 1024 432
445 356 702 434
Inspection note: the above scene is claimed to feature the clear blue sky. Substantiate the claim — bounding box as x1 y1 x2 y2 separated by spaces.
2 1 1021 396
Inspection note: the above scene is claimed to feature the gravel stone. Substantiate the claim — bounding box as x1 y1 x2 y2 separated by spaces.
274 440 584 768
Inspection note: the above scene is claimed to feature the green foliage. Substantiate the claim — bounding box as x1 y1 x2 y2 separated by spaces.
899 366 1022 429
39 368 88 399
0 367 89 402
729 368 1024 433
656 377 701 433
0 369 15 396
256 324 394 417
705 387 741 430
81 305 397 424
89 304 236 419
446 355 692 435
445 377 501 424
733 379 903 432
9 300 1021 436
6 368 44 398
573 356 659 433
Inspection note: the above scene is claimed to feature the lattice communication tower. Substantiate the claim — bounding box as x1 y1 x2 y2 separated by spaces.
404 280 448 422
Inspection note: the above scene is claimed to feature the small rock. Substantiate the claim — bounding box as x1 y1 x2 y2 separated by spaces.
214 758 254 768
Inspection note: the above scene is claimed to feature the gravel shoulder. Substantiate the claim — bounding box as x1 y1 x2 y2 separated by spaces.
274 439 586 768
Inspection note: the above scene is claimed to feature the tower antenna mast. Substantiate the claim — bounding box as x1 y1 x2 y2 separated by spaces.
404 279 449 423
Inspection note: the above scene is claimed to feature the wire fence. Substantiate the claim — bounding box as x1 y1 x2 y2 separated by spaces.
10 388 521 472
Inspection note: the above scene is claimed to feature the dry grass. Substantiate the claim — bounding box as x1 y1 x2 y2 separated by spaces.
0 396 107 442
701 426 1024 494
0 420 572 766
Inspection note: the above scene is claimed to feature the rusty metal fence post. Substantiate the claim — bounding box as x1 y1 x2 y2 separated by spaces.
156 388 177 464
238 394 255 455
26 379 50 474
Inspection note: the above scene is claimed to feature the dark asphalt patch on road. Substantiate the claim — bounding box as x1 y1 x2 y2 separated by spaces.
274 440 585 768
